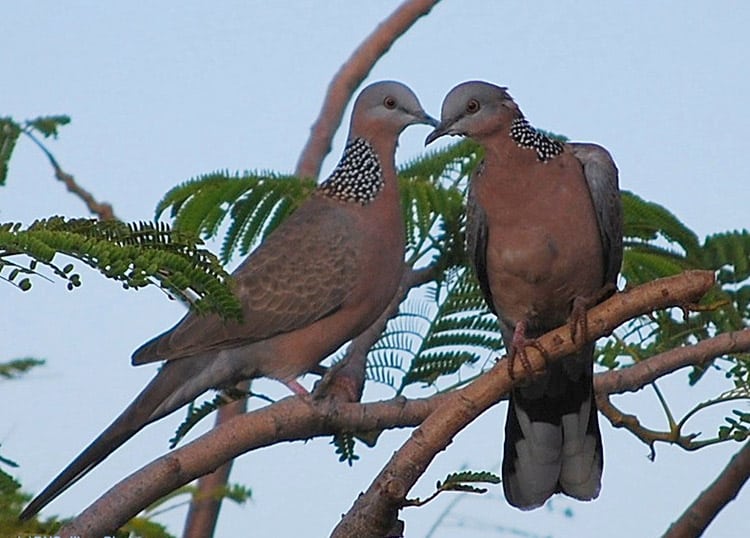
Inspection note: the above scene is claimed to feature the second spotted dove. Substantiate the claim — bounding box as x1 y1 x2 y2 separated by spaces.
426 81 622 510
21 80 436 520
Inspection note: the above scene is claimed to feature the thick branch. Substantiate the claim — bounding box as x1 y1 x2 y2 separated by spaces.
331 270 715 537
664 440 750 538
57 395 444 537
294 0 441 179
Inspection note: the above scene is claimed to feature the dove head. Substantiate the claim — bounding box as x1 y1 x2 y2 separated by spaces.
425 81 521 145
349 81 437 142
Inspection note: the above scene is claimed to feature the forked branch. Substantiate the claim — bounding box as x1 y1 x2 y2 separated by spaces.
56 271 714 537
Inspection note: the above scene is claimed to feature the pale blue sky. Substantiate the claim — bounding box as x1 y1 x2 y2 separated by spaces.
2 2 749 536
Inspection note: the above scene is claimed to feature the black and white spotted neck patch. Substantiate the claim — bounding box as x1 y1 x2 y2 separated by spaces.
319 138 384 205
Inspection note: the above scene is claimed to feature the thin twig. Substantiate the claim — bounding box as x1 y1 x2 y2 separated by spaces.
652 381 678 429
23 130 116 220
596 394 676 459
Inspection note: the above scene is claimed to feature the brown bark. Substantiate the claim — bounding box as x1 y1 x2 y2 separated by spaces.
595 329 750 396
57 395 441 537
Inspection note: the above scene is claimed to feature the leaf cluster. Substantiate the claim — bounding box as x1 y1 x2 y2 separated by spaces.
0 217 241 318
0 115 70 186
404 470 501 507
169 387 249 448
0 358 45 380
157 171 316 263
0 471 63 537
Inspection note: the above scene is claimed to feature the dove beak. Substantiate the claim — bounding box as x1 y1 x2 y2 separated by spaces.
424 121 454 146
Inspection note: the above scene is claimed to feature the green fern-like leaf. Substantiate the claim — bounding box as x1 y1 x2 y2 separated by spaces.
0 217 241 318
704 230 750 283
397 139 478 270
26 115 71 139
117 518 175 538
332 433 360 466
156 171 315 263
432 470 501 496
399 175 465 263
402 351 479 387
0 470 64 536
220 483 253 504
170 389 248 448
368 269 499 393
439 470 501 488
398 139 482 183
622 245 692 285
0 358 45 380
622 190 701 258
0 118 22 186
365 351 403 388
718 408 750 442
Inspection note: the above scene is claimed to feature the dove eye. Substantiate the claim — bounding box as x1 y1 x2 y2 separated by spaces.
383 96 397 109
466 98 480 114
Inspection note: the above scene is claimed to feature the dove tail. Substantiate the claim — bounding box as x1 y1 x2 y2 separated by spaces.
502 343 603 510
20 354 226 521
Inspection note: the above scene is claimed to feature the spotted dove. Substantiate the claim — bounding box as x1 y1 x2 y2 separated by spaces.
20 81 436 520
426 81 622 510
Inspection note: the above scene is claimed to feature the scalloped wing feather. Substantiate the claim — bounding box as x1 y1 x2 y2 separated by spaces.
133 195 359 364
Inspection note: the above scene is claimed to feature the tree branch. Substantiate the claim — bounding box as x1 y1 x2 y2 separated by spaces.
57 395 445 537
55 270 714 537
664 440 750 538
294 0 442 179
596 394 676 458
182 381 249 538
24 130 116 221
595 329 750 395
594 329 750 454
330 271 715 537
